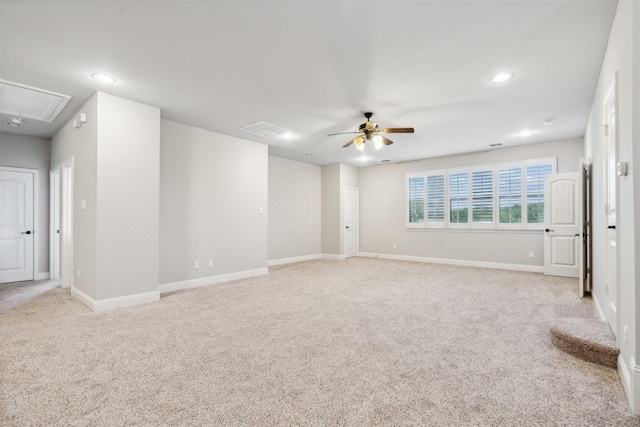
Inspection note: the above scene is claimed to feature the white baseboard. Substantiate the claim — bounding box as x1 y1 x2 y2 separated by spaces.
321 253 345 261
357 252 544 273
593 294 607 321
624 357 640 415
268 254 322 267
71 286 160 312
159 267 269 294
36 272 50 280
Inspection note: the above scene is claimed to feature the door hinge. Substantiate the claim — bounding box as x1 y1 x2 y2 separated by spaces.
586 268 591 274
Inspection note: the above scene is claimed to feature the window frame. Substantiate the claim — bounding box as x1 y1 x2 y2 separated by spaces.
406 157 556 230
406 171 426 228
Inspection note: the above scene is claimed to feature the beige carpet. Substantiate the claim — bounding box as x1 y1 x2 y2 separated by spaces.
1 258 638 426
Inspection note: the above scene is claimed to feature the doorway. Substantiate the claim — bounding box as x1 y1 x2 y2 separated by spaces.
344 187 359 258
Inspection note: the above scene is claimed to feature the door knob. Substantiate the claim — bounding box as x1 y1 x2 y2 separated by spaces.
607 225 616 229
346 226 351 229
544 228 554 232
21 231 32 235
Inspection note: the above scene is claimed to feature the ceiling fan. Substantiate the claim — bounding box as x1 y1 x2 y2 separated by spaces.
327 112 414 151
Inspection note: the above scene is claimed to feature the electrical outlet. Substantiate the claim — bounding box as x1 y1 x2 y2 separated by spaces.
624 325 628 345
529 251 534 258
77 269 80 278
194 261 199 269
209 260 213 268
393 244 397 249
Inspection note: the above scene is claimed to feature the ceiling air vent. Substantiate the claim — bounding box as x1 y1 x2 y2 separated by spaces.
239 121 291 138
0 80 71 123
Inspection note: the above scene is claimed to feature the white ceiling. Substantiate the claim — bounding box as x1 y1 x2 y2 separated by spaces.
0 0 617 167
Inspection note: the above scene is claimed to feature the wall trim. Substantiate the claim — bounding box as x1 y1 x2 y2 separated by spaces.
619 356 640 415
321 253 345 261
159 267 269 294
357 252 544 273
71 286 160 312
268 254 322 267
36 272 50 281
593 294 607 321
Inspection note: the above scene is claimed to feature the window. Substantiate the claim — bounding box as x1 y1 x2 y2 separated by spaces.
526 164 553 223
449 172 468 223
426 174 445 223
471 170 493 223
406 157 555 229
407 174 425 225
498 167 522 224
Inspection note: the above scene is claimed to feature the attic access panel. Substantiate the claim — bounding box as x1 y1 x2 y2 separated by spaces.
0 80 71 123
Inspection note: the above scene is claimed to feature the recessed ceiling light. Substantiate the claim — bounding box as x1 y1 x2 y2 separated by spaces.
543 118 555 126
11 117 23 125
516 130 535 137
91 73 116 83
280 131 294 139
490 72 513 83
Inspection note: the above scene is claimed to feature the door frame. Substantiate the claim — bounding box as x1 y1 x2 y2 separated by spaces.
0 166 39 282
49 166 61 281
343 187 359 258
58 158 74 289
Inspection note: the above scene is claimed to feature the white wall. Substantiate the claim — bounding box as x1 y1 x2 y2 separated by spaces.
0 133 51 276
358 139 583 269
51 94 99 299
268 156 321 262
95 93 160 300
584 0 639 413
159 119 268 285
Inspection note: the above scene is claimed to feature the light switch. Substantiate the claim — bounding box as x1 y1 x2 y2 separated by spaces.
259 207 264 214
81 200 86 210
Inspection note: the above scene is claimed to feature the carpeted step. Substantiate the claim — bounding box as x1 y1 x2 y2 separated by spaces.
550 317 619 369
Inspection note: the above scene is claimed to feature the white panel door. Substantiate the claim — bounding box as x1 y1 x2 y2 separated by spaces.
0 170 35 283
344 188 358 258
543 173 581 278
604 76 618 338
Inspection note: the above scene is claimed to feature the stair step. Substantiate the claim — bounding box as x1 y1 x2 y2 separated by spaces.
550 317 619 369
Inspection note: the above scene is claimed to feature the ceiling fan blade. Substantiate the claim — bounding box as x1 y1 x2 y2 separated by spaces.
380 136 394 146
342 138 356 148
328 131 363 136
378 127 415 134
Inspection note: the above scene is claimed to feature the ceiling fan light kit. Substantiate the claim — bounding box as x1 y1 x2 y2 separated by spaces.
328 112 415 151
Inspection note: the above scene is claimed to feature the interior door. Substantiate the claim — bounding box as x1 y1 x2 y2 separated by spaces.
604 77 618 339
543 172 581 278
344 187 358 258
0 169 35 283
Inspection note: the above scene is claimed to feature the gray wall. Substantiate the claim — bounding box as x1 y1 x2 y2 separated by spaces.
160 119 268 284
268 156 321 261
358 138 583 268
95 93 160 300
0 133 51 276
51 94 99 299
584 0 638 407
321 164 341 255
51 92 160 301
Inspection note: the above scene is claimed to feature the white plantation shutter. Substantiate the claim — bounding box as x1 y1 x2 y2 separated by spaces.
408 175 425 224
427 174 445 223
472 170 493 222
526 164 553 223
449 172 468 223
498 167 522 223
